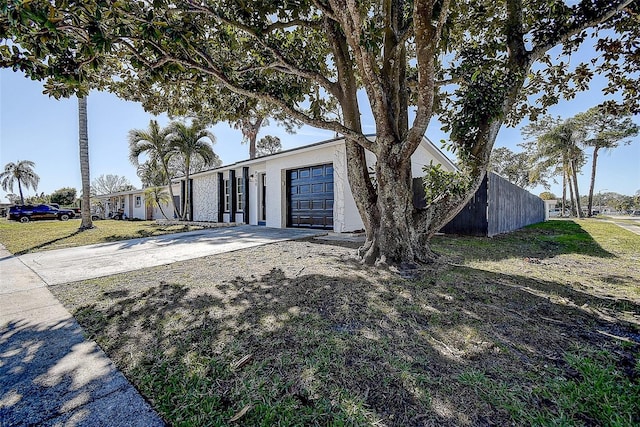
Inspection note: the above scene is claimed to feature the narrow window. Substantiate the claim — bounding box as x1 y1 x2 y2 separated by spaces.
224 179 230 212
135 196 141 207
236 176 244 211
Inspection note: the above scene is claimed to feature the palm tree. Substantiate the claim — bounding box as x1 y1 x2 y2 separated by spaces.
129 120 181 218
523 117 586 217
168 121 217 220
0 160 40 205
574 106 639 216
143 186 171 220
78 96 94 229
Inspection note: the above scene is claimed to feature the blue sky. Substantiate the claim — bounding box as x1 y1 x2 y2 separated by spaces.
1 67 638 202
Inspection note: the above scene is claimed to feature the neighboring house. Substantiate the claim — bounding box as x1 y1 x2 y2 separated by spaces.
94 188 173 220
544 199 559 219
172 135 457 232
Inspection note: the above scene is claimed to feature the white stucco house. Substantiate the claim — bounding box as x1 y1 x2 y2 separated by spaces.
172 135 457 232
94 188 174 220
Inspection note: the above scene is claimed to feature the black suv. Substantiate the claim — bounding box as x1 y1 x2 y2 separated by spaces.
8 204 76 223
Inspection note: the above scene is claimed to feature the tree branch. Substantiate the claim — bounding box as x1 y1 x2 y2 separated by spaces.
530 0 634 61
181 0 338 97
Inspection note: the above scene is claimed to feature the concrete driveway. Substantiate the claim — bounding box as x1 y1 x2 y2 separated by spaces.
19 225 326 286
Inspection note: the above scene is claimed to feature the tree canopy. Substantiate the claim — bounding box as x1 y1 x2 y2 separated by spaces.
50 187 77 206
256 135 283 157
91 174 135 196
2 0 638 265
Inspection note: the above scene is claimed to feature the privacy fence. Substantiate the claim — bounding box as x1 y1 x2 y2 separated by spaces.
416 172 545 237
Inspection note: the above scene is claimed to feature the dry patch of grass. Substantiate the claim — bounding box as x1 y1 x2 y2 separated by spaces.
51 219 640 426
0 218 204 254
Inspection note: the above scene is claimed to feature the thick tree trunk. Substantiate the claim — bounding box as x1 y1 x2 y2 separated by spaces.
357 157 437 266
587 146 600 216
78 96 93 230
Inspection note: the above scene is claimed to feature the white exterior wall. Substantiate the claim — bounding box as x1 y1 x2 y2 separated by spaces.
131 194 146 219
192 173 218 221
411 141 457 175
334 144 363 232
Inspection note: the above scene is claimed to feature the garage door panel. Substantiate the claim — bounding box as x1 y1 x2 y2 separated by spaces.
287 163 334 230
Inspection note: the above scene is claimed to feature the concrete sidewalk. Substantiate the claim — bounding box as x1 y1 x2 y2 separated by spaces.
1 225 325 426
0 244 165 426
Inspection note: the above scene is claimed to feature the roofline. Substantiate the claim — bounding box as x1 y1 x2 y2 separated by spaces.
174 134 353 181
174 133 456 182
94 189 143 198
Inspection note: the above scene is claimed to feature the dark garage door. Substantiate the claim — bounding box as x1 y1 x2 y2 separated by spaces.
287 163 334 229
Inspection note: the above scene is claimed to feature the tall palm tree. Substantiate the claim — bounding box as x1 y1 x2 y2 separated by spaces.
144 186 171 219
168 121 217 220
574 106 639 216
128 120 181 218
78 96 94 229
523 117 586 217
0 160 40 205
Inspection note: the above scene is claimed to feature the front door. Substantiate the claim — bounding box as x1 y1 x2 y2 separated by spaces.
259 173 267 223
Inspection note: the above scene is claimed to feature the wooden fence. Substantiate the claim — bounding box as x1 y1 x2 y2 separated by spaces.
417 172 545 237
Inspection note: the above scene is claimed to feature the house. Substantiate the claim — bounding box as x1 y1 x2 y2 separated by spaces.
94 188 172 220
97 135 545 236
173 135 457 232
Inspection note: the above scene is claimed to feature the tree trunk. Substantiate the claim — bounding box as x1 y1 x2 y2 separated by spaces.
156 196 169 220
78 96 93 230
161 158 181 219
356 155 437 266
567 168 575 217
587 146 600 216
562 171 567 217
570 159 583 218
17 179 24 205
182 158 191 220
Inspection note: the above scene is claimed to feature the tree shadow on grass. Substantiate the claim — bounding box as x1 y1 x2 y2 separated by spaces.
14 230 84 255
69 263 639 426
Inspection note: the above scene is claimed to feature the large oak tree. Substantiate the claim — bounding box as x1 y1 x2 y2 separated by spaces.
2 0 638 265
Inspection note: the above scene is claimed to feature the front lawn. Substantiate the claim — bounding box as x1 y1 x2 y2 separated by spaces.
0 218 204 255
51 219 640 426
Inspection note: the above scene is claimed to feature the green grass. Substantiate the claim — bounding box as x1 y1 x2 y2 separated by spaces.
49 219 640 426
0 218 204 254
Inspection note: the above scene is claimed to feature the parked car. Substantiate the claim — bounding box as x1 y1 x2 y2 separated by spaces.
8 204 76 223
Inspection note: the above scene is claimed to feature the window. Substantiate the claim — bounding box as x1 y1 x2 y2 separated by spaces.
224 179 230 212
135 196 141 207
236 176 244 211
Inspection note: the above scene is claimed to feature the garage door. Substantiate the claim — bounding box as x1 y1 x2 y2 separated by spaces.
287 163 334 229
